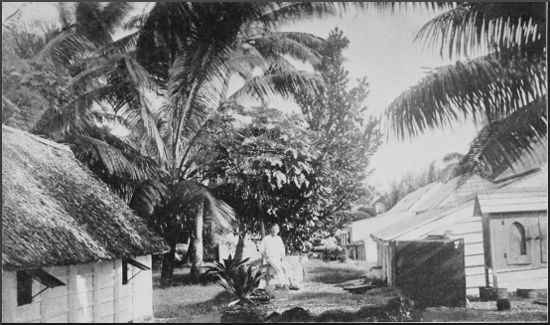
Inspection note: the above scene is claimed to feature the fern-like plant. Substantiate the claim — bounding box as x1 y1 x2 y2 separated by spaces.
203 255 267 306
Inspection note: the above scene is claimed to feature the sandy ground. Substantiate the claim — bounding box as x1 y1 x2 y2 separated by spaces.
151 259 548 322
423 297 548 322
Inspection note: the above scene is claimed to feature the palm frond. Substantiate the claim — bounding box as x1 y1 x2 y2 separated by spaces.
385 51 546 139
231 68 323 103
124 57 169 166
95 31 140 56
416 2 546 59
32 28 94 67
251 32 325 65
163 180 237 234
460 96 548 178
63 132 165 200
225 45 268 79
2 5 23 25
129 179 171 222
256 2 339 28
66 52 130 89
101 2 134 33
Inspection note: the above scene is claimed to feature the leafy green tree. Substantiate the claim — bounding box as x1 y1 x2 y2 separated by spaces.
386 2 547 178
294 27 382 228
204 106 320 257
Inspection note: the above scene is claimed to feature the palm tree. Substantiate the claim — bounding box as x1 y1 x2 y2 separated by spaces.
23 2 348 281
385 2 547 178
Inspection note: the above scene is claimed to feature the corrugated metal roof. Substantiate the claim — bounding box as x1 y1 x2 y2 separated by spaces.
394 203 475 241
495 165 548 190
372 205 468 241
367 155 548 244
372 165 547 243
388 182 440 213
437 174 495 207
350 211 410 241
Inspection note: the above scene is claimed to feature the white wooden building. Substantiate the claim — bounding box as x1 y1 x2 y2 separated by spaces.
371 165 548 297
349 182 444 263
2 126 168 323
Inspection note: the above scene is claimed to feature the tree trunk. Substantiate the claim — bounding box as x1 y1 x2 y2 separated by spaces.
234 233 245 261
190 201 204 279
160 242 176 285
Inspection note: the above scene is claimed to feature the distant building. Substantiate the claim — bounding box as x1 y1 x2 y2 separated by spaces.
2 126 168 323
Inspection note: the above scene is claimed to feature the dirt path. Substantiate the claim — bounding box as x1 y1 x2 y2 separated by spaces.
423 299 548 322
151 260 548 322
151 259 379 322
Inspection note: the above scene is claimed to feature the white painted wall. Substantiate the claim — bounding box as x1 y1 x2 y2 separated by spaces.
495 267 548 291
2 255 153 323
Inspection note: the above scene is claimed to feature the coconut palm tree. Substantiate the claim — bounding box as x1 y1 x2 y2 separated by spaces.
385 2 547 178
24 2 351 281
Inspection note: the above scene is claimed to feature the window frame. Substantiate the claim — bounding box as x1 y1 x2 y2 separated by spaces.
122 258 150 285
16 269 66 306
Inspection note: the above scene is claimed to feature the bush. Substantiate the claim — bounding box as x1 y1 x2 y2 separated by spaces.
322 246 346 262
203 255 267 305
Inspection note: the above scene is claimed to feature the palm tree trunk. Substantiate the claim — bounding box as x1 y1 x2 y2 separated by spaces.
160 242 176 285
190 200 204 279
160 217 182 284
234 234 245 261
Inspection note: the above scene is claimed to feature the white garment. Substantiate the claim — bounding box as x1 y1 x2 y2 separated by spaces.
258 234 286 261
258 234 290 287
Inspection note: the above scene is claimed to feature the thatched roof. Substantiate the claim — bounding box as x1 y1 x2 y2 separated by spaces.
2 125 168 270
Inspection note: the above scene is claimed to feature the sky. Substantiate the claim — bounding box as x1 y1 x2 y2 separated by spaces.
2 2 481 191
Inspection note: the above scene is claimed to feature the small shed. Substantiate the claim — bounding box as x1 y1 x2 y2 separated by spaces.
478 172 548 291
2 126 168 323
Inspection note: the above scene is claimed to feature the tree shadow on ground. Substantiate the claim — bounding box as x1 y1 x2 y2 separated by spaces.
155 289 234 322
286 291 353 302
306 266 367 284
153 265 219 288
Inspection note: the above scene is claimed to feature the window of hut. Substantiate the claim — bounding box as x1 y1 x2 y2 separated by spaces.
512 222 527 256
122 260 129 285
17 271 33 306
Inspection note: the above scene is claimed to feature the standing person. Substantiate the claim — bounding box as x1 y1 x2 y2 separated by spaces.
258 224 299 290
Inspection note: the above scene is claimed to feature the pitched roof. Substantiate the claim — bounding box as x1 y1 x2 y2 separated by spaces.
388 182 440 213
377 203 475 242
495 164 548 190
2 126 168 270
372 167 548 242
350 211 410 242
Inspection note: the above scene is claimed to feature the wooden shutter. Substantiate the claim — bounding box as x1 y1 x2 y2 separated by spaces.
16 271 33 306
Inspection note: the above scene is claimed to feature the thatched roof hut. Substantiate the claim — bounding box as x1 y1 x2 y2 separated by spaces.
2 125 168 270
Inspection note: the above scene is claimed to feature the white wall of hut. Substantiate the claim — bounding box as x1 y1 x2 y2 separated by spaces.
2 255 153 323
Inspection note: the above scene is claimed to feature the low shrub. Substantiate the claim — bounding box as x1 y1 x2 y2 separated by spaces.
203 255 268 306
